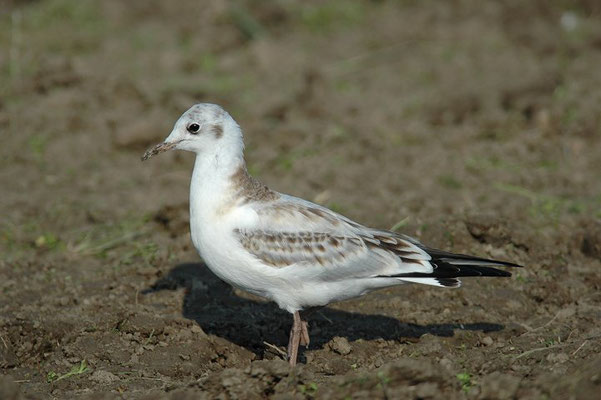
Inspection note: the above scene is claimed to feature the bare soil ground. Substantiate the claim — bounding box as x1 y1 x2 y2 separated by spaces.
1 1 601 399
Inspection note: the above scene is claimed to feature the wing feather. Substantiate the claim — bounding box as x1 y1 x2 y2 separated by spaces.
234 195 521 284
235 229 371 269
235 196 434 278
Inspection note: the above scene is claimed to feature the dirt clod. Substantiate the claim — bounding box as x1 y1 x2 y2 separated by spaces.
89 370 119 384
479 372 521 400
581 221 601 260
0 375 24 400
481 336 494 346
327 336 352 355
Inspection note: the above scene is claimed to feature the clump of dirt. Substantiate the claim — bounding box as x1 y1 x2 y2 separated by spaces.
1 0 601 398
580 220 601 260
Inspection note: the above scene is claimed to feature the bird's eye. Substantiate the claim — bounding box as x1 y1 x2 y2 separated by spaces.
187 123 200 134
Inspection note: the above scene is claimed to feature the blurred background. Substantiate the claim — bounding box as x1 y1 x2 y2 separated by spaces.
1 0 600 398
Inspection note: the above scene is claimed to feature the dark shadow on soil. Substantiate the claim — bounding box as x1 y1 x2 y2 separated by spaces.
144 263 505 356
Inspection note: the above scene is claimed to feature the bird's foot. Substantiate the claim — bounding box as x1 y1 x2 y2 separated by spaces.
299 320 310 347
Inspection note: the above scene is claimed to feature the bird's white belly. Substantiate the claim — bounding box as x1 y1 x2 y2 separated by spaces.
269 274 402 312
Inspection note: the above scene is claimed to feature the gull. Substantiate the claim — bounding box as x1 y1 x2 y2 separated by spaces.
142 103 522 366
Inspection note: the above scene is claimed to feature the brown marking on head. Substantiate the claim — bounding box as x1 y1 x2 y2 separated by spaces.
211 124 224 139
317 244 326 252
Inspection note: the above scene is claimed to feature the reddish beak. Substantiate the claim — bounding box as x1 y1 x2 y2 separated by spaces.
141 141 178 161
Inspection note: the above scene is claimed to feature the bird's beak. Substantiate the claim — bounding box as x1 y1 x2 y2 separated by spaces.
141 141 178 161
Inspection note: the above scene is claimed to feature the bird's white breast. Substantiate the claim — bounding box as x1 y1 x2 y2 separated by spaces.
190 202 283 299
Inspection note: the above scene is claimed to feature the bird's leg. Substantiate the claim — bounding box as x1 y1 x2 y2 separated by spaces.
288 308 322 366
287 311 302 367
299 310 311 347
298 306 323 347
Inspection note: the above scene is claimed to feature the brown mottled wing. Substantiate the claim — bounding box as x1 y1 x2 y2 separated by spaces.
235 230 370 269
234 196 435 277
235 196 520 284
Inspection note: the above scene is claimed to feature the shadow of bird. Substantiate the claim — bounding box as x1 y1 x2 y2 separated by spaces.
143 262 505 359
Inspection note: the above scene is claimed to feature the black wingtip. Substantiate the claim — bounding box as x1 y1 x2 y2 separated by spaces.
437 277 461 287
425 247 524 269
485 259 523 269
380 250 520 281
384 266 513 279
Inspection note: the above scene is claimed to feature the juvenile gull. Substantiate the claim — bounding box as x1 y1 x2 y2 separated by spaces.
142 103 522 366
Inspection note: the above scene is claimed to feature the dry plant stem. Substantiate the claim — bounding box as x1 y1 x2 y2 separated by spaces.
263 341 288 359
0 334 8 349
514 344 565 359
571 340 588 356
519 310 563 336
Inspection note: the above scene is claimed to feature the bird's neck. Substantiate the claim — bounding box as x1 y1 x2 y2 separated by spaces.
189 151 279 225
189 146 244 215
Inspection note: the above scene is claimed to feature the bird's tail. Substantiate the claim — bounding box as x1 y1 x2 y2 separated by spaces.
386 248 522 288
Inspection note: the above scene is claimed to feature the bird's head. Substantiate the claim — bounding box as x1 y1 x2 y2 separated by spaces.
142 103 241 161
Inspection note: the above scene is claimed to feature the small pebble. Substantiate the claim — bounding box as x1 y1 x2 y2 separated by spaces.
328 336 352 355
90 370 119 384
